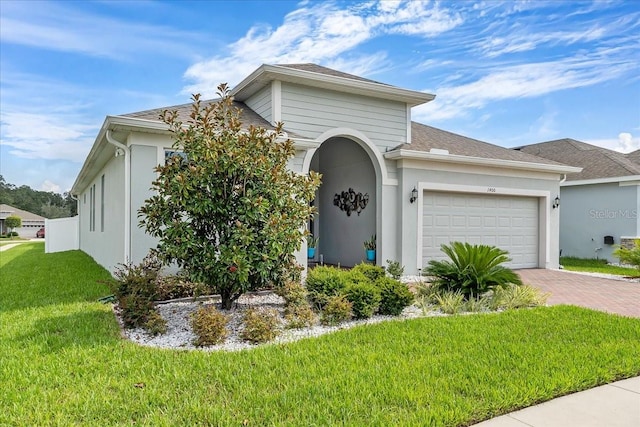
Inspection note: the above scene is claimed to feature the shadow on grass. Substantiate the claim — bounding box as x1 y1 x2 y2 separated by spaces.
0 243 113 313
9 306 121 353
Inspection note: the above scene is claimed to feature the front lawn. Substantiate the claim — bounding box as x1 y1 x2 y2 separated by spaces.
2 243 640 426
560 256 640 277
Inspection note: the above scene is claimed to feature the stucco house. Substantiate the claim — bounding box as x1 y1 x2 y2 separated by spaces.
0 204 46 238
517 139 640 262
71 63 579 275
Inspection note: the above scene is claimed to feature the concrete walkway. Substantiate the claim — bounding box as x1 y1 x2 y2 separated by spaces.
474 376 640 427
474 269 640 426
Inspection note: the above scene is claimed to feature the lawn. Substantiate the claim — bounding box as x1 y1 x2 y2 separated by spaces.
560 256 640 277
2 243 640 426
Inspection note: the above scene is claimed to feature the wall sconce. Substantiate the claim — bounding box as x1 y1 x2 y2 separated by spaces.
410 187 418 204
552 196 560 209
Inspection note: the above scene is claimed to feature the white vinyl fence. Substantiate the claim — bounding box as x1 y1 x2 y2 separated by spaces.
45 216 79 253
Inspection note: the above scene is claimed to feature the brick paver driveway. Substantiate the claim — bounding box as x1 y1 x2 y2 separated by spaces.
517 269 640 318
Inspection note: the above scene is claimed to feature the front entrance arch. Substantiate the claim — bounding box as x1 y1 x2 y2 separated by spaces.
309 137 376 267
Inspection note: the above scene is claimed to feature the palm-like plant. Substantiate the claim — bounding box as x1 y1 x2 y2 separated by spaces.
424 242 523 299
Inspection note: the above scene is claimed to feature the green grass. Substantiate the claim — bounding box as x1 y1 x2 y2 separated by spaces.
2 243 640 426
560 256 640 277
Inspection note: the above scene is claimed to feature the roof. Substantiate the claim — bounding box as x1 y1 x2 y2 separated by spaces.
275 63 390 86
0 204 46 221
516 139 640 181
122 100 276 131
394 122 566 166
627 149 640 165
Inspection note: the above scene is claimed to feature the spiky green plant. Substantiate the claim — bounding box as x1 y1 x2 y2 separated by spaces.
425 242 523 299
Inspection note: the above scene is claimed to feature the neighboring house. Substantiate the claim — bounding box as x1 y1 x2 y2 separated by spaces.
0 204 46 238
71 63 579 275
517 139 640 262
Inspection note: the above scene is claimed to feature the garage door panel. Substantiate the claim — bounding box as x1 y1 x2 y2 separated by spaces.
423 192 539 269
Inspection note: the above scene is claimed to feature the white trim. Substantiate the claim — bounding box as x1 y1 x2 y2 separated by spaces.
231 64 435 106
272 80 282 124
398 159 560 181
561 175 640 187
406 105 411 146
416 183 551 270
385 149 582 175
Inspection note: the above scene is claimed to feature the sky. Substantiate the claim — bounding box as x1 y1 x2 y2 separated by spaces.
1 0 639 194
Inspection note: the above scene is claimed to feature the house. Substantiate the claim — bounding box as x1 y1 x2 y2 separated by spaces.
71 63 579 275
517 139 640 262
0 204 46 238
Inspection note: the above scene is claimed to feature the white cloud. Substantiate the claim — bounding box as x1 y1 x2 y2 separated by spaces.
0 111 96 162
585 133 640 153
183 0 464 96
41 180 61 193
0 2 203 60
413 52 637 123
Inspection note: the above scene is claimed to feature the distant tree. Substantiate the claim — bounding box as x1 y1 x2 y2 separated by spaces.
0 175 74 218
5 215 22 237
139 84 321 309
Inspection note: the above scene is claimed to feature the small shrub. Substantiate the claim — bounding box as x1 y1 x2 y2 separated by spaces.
190 305 229 346
284 304 317 329
614 239 640 270
9 231 18 237
118 294 155 328
464 295 490 313
144 310 168 335
490 284 549 310
155 274 207 301
351 263 385 282
241 308 280 343
375 277 414 316
321 295 353 326
433 291 466 315
385 260 405 280
415 281 440 302
343 282 381 319
275 280 308 308
306 266 347 308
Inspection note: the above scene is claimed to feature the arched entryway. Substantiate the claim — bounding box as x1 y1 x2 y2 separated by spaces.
309 137 376 267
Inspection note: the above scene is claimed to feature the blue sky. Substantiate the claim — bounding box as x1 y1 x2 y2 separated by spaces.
1 0 639 193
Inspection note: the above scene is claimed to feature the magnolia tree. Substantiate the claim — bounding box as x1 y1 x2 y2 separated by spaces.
139 84 321 309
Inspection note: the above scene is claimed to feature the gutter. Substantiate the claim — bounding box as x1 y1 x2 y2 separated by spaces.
106 130 131 263
384 149 583 175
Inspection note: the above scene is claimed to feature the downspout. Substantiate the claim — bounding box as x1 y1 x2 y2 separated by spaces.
560 174 567 184
106 130 131 263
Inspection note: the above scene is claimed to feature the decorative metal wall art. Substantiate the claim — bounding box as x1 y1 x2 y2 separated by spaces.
333 188 369 216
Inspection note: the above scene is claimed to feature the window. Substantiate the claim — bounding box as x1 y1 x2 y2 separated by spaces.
100 174 105 232
164 150 188 162
89 184 96 231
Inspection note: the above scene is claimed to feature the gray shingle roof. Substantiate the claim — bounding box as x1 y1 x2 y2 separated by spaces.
0 204 46 221
394 122 565 166
517 138 640 181
122 100 277 131
627 149 640 165
274 63 391 86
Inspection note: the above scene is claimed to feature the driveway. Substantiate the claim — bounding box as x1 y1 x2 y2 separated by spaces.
518 269 640 318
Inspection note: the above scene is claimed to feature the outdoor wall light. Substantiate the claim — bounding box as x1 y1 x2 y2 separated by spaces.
552 196 560 209
410 187 418 204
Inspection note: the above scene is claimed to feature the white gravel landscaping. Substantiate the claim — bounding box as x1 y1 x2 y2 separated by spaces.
118 290 436 352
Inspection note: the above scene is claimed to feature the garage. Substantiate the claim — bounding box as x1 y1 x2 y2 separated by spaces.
421 192 539 269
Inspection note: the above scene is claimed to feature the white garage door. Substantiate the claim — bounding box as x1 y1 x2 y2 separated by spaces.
422 192 539 269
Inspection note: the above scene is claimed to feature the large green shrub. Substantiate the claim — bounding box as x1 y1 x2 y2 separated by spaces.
351 263 385 282
139 85 321 309
375 277 414 316
305 266 347 308
343 282 381 319
424 242 522 299
614 239 640 271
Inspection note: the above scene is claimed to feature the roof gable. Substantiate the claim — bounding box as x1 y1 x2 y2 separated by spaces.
0 204 46 221
516 138 640 181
